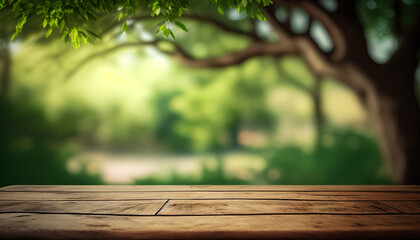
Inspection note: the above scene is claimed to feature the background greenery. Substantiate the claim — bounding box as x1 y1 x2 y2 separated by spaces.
2 0 416 186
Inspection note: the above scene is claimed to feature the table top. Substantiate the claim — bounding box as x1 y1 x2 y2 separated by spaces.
0 185 419 239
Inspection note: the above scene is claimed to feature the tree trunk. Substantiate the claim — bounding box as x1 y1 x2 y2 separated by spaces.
0 42 11 98
363 75 420 184
228 116 240 149
338 62 420 184
312 77 324 149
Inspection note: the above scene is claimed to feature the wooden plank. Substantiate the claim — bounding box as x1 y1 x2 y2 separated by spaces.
379 201 420 213
0 200 166 216
1 191 419 201
2 185 420 192
157 200 399 215
0 213 419 239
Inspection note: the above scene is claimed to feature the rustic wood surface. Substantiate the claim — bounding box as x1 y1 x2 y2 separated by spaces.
0 185 419 239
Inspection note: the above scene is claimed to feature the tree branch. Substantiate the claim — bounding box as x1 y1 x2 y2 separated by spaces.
305 16 313 35
263 3 343 77
170 40 295 68
263 6 294 40
263 4 339 78
170 34 339 80
290 0 347 62
67 5 342 82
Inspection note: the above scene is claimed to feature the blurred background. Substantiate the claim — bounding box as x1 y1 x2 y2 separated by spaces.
1 0 419 186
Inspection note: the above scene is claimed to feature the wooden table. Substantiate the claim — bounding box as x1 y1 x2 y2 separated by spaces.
0 185 419 239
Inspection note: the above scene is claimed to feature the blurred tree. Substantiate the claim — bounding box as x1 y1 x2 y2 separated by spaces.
170 70 275 151
154 1 419 184
151 90 192 152
2 0 420 183
275 58 325 149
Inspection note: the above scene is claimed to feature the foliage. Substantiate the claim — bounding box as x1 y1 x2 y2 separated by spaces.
0 97 103 187
1 0 272 48
358 0 420 37
135 129 393 185
135 154 251 185
262 129 392 184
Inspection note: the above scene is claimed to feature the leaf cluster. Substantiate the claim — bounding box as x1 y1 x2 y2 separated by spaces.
208 0 272 20
0 0 272 48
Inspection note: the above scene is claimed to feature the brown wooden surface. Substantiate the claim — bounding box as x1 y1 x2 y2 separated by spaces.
0 185 419 239
2 185 420 192
157 199 400 215
2 191 420 201
0 200 166 215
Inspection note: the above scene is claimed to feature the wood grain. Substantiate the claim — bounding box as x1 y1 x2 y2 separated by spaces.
2 185 419 192
157 200 399 215
1 185 419 239
1 191 419 201
0 200 166 215
379 201 420 213
0 213 419 239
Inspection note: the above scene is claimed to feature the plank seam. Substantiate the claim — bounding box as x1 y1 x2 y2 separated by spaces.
155 199 170 216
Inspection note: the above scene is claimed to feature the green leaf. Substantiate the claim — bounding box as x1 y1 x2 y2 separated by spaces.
154 6 161 15
152 4 161 16
80 34 87 44
79 7 89 20
217 5 224 15
118 13 123 21
157 23 166 34
61 30 69 41
43 19 48 28
163 28 170 38
175 21 187 32
46 28 53 38
60 20 65 30
69 27 78 42
121 21 128 32
52 18 58 27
